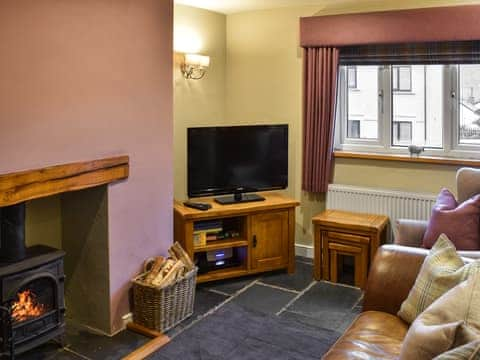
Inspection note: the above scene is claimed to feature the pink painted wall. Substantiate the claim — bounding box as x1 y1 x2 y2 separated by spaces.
0 0 173 333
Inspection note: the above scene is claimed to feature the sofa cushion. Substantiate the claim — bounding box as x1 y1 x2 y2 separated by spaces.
400 272 480 359
395 218 428 247
433 339 480 359
398 234 480 324
457 167 480 204
423 189 480 250
322 311 408 360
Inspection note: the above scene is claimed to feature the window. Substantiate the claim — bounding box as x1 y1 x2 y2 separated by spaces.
392 66 412 92
458 65 480 146
336 64 480 158
391 65 443 148
345 66 379 141
393 121 412 143
347 67 357 89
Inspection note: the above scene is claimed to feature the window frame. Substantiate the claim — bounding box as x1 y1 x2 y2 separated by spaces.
335 64 480 160
452 64 480 153
338 65 386 150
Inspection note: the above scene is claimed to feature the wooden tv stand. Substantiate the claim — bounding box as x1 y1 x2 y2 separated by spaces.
174 192 300 283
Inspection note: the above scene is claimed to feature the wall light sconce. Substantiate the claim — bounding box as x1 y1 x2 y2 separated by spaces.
181 54 210 80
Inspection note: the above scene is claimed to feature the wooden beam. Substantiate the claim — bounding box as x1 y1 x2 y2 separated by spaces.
122 335 170 360
124 323 170 360
126 322 163 338
0 156 129 207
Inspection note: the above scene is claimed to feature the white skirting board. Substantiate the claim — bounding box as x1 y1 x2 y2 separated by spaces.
295 244 314 259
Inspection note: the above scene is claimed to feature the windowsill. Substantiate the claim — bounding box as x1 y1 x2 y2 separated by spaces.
334 151 480 167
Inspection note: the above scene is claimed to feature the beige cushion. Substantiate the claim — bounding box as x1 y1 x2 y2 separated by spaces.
398 234 480 324
400 272 480 360
434 339 480 360
457 167 480 204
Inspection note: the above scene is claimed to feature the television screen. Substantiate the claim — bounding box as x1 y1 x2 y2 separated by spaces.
188 125 288 198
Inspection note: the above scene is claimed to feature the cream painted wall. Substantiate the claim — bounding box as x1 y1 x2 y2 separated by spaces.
225 1 480 246
334 159 459 194
226 6 325 246
174 5 226 200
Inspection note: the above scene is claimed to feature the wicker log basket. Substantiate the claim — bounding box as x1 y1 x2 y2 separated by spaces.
132 267 197 332
131 242 197 332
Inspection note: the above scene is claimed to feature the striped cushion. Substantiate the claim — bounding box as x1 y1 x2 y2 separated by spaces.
400 272 480 359
434 340 480 360
398 234 480 324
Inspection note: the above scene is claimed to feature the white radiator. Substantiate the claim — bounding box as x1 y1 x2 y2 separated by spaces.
326 184 437 242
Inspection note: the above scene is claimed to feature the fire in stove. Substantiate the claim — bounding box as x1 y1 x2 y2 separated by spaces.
11 290 46 322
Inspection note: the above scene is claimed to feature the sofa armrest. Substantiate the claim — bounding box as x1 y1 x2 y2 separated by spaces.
363 245 428 316
394 219 428 247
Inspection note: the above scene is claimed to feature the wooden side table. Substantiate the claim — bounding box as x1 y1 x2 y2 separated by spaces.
312 210 389 289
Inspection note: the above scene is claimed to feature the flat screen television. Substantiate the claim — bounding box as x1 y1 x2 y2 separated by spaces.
188 125 288 204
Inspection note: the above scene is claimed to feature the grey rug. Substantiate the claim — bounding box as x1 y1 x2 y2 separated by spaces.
148 301 340 360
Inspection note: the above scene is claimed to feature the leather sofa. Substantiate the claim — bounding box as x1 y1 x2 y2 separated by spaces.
323 168 480 358
322 244 477 359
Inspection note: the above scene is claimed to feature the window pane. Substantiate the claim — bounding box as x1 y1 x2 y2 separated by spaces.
392 66 412 91
346 66 378 140
348 119 360 138
392 67 398 90
398 67 412 91
459 65 480 145
392 65 443 148
393 121 412 144
347 67 357 89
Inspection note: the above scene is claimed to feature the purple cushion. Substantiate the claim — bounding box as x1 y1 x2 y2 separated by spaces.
423 189 480 250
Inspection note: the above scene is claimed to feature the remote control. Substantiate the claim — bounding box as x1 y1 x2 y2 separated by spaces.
183 201 212 211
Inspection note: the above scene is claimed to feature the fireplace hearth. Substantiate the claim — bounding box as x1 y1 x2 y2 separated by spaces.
0 204 66 359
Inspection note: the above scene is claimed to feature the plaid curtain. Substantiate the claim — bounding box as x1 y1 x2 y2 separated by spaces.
340 41 480 65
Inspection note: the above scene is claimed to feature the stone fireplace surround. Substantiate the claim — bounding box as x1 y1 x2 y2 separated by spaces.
0 157 128 336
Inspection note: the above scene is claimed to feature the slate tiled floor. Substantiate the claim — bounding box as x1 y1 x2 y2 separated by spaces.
260 261 314 291
13 258 362 360
16 327 148 360
284 281 362 333
166 287 229 337
290 281 362 313
199 274 259 295
16 342 83 360
231 283 297 315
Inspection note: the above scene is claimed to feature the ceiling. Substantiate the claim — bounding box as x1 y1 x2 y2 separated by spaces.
174 0 329 14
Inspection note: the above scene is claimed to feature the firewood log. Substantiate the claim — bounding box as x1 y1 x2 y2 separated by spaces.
150 259 174 286
139 243 193 287
169 242 194 271
151 260 184 287
144 256 165 284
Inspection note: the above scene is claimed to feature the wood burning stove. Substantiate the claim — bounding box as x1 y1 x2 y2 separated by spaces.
0 204 66 359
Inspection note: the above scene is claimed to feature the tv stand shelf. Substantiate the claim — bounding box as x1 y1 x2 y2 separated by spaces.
193 238 249 253
174 192 300 283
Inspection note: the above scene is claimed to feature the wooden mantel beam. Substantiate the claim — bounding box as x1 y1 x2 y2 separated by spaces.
0 156 129 207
